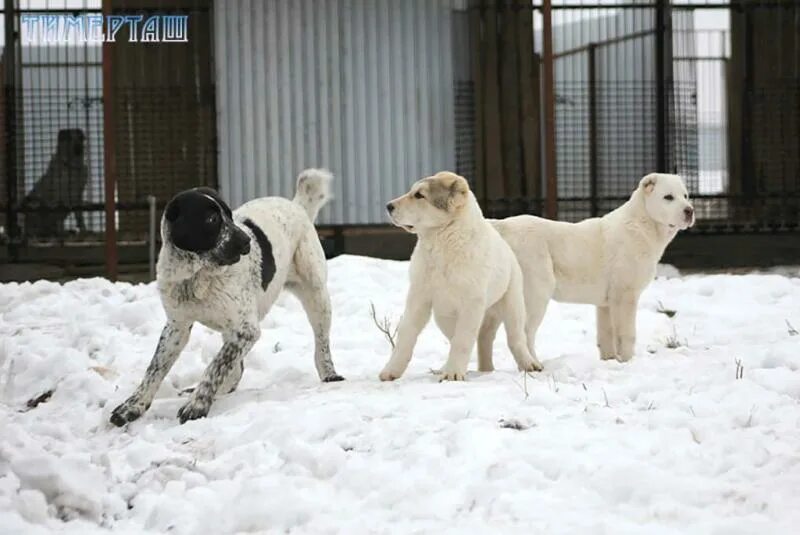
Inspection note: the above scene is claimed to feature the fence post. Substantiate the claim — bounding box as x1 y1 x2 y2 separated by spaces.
588 43 598 218
148 195 156 280
4 0 18 261
741 4 754 198
102 0 118 281
655 0 672 173
542 0 558 220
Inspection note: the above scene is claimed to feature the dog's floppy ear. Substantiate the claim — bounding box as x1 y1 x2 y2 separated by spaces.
447 174 470 209
638 173 658 195
193 187 233 218
429 171 470 211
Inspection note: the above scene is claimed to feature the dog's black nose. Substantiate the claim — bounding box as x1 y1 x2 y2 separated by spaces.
386 203 395 214
233 227 251 255
684 207 694 219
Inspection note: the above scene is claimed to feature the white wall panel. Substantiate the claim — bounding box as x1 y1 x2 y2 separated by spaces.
215 0 459 224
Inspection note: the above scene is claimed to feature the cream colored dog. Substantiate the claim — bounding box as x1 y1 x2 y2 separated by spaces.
482 173 695 366
379 171 543 381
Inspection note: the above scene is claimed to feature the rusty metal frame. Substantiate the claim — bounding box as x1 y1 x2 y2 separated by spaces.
542 0 558 220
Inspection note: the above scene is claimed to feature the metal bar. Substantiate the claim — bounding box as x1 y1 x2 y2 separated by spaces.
552 29 654 59
674 56 729 61
741 3 754 196
14 7 205 14
542 0 557 220
10 8 102 13
588 43 598 218
468 1 486 207
530 3 754 10
23 62 103 68
148 195 156 281
655 0 669 173
4 0 18 261
480 192 800 203
102 0 118 281
16 202 163 212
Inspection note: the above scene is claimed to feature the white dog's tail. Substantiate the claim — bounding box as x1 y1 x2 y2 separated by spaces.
293 168 333 222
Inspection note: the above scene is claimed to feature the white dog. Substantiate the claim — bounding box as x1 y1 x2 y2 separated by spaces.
480 173 695 366
379 171 542 382
110 169 343 426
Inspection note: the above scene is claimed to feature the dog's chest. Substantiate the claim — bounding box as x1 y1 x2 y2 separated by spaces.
413 248 484 314
159 275 246 331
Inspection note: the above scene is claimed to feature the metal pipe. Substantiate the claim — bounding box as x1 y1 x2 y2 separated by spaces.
588 43 598 218
148 195 156 281
530 2 745 10
4 0 18 261
741 4 754 197
542 0 558 220
552 29 654 60
655 0 671 173
102 0 118 281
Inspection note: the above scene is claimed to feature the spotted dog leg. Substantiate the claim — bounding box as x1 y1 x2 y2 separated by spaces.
218 360 245 394
110 321 192 426
177 324 260 423
180 360 243 396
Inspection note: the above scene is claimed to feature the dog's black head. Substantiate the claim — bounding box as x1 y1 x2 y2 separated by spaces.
164 187 251 266
56 129 86 160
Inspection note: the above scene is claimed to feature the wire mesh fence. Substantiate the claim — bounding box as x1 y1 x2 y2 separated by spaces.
535 1 799 231
1 0 216 266
19 87 105 239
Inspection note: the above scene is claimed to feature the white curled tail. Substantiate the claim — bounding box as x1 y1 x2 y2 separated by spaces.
293 168 333 222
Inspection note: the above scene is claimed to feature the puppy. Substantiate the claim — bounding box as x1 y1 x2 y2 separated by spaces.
484 172 695 365
110 169 344 426
379 171 542 382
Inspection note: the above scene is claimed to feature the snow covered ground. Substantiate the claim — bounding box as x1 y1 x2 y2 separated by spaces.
1 255 799 534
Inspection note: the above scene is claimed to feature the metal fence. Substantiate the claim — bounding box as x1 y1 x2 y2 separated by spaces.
475 0 799 233
1 0 799 276
0 0 215 275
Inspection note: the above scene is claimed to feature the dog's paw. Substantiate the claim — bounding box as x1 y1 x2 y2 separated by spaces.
109 398 148 427
599 353 618 361
438 367 466 382
518 358 543 373
615 353 633 363
323 374 345 383
379 367 401 381
177 398 211 424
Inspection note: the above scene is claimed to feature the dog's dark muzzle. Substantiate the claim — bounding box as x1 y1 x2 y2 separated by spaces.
213 225 251 265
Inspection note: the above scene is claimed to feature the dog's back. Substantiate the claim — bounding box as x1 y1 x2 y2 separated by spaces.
236 168 331 228
232 169 333 313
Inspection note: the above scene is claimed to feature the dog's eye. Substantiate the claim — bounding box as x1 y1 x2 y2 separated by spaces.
206 213 220 225
414 191 425 200
684 193 689 199
664 194 674 201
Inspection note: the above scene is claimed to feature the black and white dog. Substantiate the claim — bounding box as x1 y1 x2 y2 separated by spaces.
110 169 344 426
